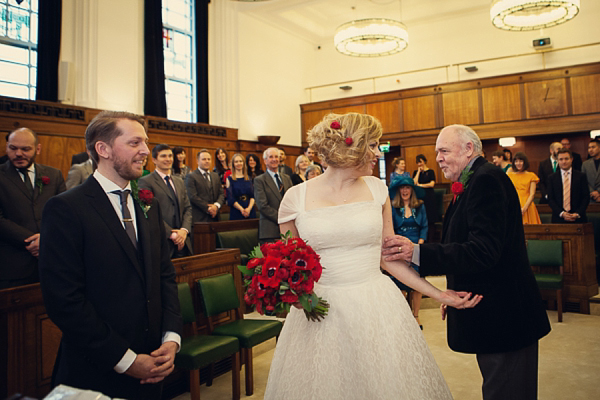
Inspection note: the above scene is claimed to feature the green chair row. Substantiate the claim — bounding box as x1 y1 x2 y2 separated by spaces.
175 274 283 399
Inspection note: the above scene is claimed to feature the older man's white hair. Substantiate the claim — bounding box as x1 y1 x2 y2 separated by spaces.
444 124 483 155
263 147 279 160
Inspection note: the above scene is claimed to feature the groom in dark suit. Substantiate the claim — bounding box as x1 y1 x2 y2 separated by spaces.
39 111 182 399
0 128 66 288
139 143 193 257
383 124 551 400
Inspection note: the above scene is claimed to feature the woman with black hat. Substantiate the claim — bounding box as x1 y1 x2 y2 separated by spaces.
389 175 428 329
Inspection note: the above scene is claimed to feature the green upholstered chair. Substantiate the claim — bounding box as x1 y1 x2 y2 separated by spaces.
197 274 283 396
175 283 241 400
527 239 564 322
216 228 259 265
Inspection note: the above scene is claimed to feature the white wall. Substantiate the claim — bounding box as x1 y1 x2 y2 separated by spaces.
60 0 145 114
306 1 600 102
236 13 313 146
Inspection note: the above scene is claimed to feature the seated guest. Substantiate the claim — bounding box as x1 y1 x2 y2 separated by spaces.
278 148 293 177
226 153 256 220
491 150 512 173
389 176 427 329
139 144 193 258
581 138 600 203
538 142 563 204
291 155 310 185
65 158 94 190
560 137 583 171
186 149 225 222
305 164 321 180
214 147 231 186
172 146 191 178
547 148 589 223
508 152 541 224
246 153 264 182
0 128 66 288
390 157 410 181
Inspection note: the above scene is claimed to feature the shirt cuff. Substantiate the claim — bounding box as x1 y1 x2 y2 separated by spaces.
163 331 181 353
412 244 421 266
215 202 221 209
114 349 136 374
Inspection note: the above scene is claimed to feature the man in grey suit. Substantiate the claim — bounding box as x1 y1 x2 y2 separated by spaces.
0 128 66 288
254 147 293 243
65 158 94 189
185 149 225 223
581 138 600 203
139 144 193 258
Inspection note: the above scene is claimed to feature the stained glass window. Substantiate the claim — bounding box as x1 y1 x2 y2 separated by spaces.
163 0 195 123
0 0 38 100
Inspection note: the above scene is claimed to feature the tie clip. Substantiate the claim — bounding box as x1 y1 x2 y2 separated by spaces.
123 218 133 222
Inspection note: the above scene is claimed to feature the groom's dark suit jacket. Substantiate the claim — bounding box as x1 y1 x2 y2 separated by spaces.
420 157 551 354
39 176 182 399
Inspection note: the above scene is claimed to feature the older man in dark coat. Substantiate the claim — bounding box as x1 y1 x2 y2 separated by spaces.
383 124 551 400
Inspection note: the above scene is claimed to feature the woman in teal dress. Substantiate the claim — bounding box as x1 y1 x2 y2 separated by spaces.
226 153 256 220
389 176 428 328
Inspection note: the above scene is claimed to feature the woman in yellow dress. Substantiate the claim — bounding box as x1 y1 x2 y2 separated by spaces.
507 152 541 224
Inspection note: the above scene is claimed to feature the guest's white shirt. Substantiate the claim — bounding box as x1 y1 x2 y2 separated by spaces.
93 170 181 373
266 168 281 188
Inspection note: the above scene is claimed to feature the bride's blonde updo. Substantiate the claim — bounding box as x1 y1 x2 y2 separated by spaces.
307 113 382 168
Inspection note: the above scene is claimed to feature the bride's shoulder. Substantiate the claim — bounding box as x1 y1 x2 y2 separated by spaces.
362 176 388 204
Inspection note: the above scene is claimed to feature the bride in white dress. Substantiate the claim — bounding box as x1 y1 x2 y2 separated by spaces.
264 113 481 400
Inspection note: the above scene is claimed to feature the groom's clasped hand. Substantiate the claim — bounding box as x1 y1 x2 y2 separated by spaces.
381 234 483 312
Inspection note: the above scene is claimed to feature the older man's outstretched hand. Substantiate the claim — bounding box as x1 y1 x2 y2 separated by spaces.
382 235 414 262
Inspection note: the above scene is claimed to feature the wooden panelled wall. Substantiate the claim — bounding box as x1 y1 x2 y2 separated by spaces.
301 62 600 184
0 96 303 179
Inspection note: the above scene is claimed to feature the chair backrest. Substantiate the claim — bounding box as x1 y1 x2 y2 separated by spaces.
197 274 240 317
433 188 446 218
527 240 563 267
177 282 197 324
216 229 259 256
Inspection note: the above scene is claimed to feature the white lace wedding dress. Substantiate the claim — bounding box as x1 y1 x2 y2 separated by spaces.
264 176 452 400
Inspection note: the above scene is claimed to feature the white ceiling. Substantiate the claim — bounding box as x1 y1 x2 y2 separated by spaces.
237 0 491 45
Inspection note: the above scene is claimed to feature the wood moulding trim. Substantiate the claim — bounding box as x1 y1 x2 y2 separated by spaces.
301 62 600 112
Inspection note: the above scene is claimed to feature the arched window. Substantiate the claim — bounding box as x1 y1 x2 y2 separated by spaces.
0 0 38 100
163 0 195 122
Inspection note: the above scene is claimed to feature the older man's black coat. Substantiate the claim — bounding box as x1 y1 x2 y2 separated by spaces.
39 176 182 399
420 157 551 354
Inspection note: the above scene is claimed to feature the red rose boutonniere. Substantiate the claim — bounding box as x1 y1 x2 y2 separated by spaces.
130 180 153 218
452 167 474 203
36 176 50 194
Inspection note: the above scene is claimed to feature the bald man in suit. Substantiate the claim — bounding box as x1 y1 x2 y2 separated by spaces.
185 149 225 223
0 128 65 288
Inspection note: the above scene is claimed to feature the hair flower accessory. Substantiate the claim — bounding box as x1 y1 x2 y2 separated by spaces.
344 137 353 146
330 121 341 130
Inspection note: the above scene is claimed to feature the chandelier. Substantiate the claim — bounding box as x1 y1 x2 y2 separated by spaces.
334 18 409 57
490 0 580 31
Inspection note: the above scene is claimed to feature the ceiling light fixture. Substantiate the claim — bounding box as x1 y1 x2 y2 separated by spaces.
334 18 409 57
499 137 517 147
490 0 580 31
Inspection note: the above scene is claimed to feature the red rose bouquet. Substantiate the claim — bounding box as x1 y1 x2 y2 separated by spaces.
238 231 329 321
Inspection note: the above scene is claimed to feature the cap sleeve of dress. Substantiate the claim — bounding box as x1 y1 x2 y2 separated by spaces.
278 184 303 224
364 176 388 205
529 171 540 183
